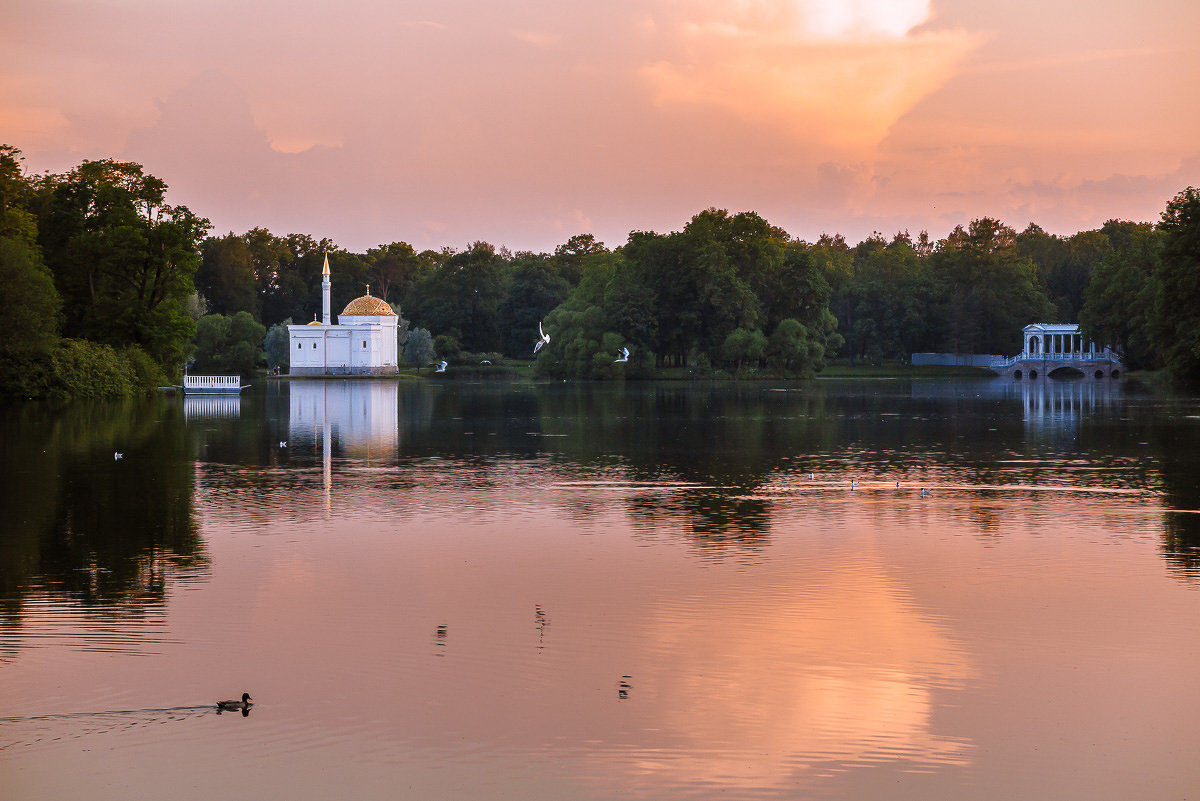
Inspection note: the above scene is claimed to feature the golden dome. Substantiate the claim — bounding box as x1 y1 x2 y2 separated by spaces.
341 289 396 317
306 314 322 325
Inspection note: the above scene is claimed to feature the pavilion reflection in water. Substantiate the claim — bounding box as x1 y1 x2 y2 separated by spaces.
288 380 400 517
288 379 399 454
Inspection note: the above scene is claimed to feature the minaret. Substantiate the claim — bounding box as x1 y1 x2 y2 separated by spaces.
321 253 331 325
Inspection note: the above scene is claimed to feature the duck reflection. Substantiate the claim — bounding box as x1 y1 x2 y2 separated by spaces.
535 605 549 652
435 624 448 657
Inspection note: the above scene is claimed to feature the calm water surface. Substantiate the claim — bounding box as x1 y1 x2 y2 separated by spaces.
2 377 1200 800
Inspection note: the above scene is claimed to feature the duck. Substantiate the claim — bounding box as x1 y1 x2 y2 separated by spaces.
216 692 253 712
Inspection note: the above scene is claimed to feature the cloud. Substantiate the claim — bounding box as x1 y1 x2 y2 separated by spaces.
509 29 561 47
642 1 979 149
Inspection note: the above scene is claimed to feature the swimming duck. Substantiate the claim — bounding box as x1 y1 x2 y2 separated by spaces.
216 692 253 712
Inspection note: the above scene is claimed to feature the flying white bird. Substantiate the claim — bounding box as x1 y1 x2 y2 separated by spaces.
434 360 447 373
920 488 932 497
808 473 814 480
113 451 123 460
533 321 550 354
480 360 492 365
614 346 630 363
279 441 287 448
850 480 858 490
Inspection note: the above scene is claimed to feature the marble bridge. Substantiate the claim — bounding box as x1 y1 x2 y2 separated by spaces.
993 323 1124 379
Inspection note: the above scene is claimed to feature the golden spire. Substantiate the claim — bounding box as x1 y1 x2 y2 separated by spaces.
322 253 330 276
365 283 371 296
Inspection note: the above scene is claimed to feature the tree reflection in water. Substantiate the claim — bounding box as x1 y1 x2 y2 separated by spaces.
0 398 207 637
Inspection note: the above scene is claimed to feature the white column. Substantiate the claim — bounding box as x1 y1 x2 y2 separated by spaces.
321 253 332 325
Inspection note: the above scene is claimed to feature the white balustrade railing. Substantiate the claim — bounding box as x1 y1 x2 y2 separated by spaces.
183 375 243 390
993 348 1122 368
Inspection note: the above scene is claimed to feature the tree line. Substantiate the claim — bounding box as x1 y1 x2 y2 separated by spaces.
2 141 1199 399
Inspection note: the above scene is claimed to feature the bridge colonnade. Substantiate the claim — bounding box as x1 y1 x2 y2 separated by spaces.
1022 325 1101 360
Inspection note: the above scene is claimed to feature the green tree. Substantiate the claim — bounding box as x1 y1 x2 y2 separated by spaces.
0 144 38 243
366 241 422 306
842 239 937 362
403 327 436 367
263 318 292 371
1079 222 1160 370
38 158 210 374
811 232 856 360
407 242 507 352
498 254 570 357
192 311 264 377
721 327 767 373
0 235 61 355
930 218 1055 354
198 233 259 317
1156 187 1200 380
553 233 607 286
536 209 839 379
244 228 293 325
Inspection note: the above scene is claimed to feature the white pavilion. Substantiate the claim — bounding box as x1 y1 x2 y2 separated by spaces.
287 256 400 375
1018 323 1114 360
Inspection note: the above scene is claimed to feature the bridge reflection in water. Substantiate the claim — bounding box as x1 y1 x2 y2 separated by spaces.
1013 377 1119 424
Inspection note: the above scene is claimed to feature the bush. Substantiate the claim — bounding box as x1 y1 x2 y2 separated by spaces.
0 340 166 401
121 346 169 388
50 340 139 400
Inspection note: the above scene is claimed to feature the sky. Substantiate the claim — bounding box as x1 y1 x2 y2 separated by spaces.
2 0 1198 254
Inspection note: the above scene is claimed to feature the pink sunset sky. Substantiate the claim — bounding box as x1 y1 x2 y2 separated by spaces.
3 0 1198 253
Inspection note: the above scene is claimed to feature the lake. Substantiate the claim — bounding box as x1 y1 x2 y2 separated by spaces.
2 376 1199 800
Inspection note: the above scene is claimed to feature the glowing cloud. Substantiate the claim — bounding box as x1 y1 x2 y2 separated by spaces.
644 0 979 149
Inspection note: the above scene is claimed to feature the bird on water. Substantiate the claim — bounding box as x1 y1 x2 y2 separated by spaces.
217 692 253 713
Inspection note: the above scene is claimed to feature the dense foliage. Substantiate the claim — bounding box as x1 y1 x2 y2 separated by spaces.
533 210 841 378
5 137 1200 396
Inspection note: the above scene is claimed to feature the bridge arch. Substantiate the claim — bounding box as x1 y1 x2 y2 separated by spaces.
1048 366 1085 379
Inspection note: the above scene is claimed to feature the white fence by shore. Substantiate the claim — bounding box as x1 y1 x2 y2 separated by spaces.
183 375 244 393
